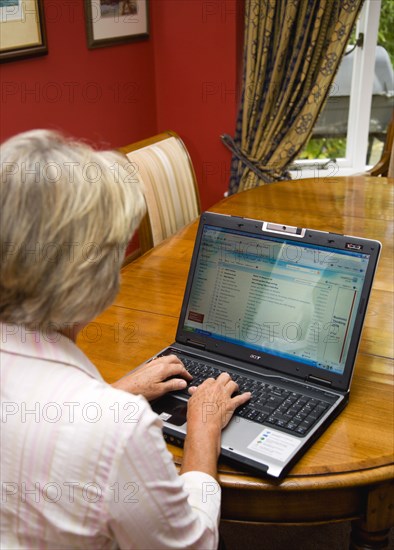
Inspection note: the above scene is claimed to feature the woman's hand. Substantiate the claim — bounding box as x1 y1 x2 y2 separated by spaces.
111 354 192 401
187 372 251 434
181 373 251 476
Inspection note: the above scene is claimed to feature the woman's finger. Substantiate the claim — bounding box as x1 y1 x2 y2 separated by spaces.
161 378 188 393
154 359 193 381
216 372 232 384
225 380 239 395
231 392 252 409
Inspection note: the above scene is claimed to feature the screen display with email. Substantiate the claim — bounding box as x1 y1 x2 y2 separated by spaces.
183 226 370 375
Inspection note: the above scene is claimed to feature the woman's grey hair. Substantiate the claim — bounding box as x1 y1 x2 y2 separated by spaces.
0 129 146 330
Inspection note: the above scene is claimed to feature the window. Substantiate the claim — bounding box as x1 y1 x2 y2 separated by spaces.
292 0 394 179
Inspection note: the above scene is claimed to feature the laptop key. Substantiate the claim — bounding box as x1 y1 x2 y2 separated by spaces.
245 409 259 421
256 412 269 423
276 420 288 427
237 407 252 418
296 426 307 435
286 421 299 431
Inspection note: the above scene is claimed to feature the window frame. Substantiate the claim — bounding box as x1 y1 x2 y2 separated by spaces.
290 0 382 180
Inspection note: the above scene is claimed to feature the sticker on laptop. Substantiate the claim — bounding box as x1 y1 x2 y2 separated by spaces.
248 428 301 461
159 412 172 421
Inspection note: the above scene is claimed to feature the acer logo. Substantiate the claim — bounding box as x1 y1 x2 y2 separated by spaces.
250 354 261 360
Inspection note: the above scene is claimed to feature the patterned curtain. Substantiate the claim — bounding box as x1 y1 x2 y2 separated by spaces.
224 0 364 194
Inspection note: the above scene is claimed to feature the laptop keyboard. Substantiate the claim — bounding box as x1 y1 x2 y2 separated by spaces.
171 354 333 437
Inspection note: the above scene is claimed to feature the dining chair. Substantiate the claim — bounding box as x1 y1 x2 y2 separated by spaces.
366 111 394 177
118 131 201 263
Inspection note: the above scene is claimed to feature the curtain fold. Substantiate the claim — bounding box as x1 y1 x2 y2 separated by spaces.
224 0 364 194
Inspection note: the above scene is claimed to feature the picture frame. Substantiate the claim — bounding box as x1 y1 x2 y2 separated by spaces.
84 0 149 49
0 0 47 63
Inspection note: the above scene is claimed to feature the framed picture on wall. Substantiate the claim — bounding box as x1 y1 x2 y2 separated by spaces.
84 0 149 49
0 0 47 63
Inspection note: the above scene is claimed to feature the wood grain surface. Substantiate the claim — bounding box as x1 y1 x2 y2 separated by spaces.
77 177 393 545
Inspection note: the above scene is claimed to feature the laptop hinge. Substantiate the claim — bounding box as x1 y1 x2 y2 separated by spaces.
307 375 332 387
186 339 206 350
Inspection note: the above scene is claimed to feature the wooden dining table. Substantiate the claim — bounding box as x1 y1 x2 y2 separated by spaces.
78 176 394 550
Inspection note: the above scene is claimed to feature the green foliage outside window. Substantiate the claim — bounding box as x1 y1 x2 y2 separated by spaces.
378 0 394 67
300 138 347 160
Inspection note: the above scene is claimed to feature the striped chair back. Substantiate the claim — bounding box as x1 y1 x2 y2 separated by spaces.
119 131 201 259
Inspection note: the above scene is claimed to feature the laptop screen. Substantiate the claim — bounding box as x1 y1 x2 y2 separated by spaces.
183 225 371 376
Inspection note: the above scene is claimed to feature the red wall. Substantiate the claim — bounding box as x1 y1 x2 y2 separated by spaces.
0 2 156 148
0 0 240 207
152 0 239 207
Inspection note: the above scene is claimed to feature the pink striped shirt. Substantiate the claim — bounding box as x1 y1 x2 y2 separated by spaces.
0 323 220 549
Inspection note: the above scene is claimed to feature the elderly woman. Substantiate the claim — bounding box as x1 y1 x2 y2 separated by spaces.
0 130 250 549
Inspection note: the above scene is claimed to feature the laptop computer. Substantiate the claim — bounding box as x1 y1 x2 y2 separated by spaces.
149 212 381 478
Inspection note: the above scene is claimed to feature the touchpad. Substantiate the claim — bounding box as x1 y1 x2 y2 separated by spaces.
152 396 188 426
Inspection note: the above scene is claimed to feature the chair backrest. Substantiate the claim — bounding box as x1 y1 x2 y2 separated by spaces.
119 131 201 259
366 111 394 177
